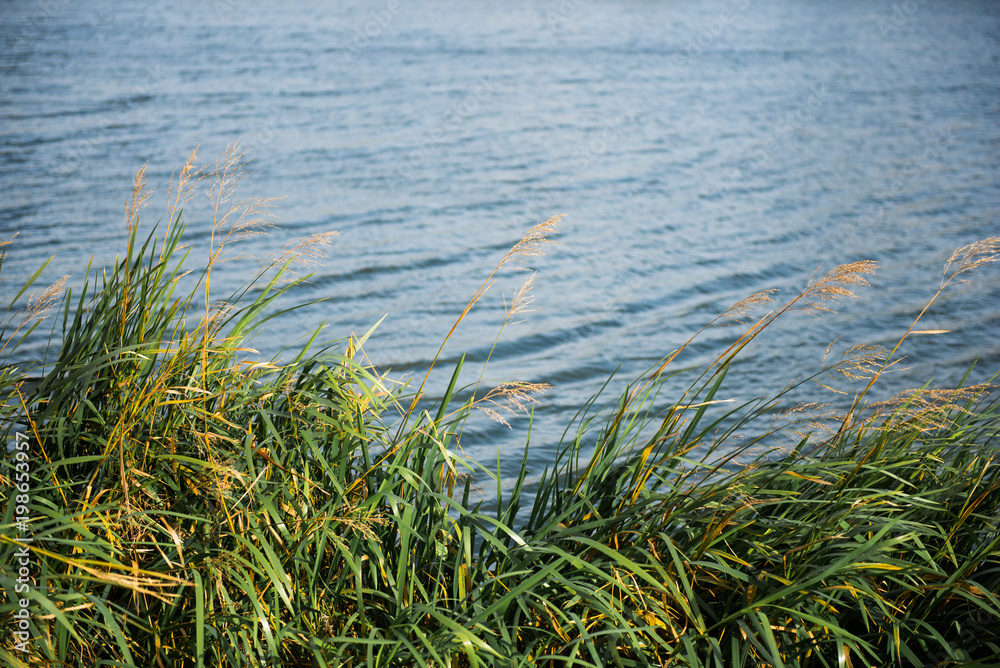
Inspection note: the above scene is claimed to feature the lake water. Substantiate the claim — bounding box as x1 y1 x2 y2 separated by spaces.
2 0 999 480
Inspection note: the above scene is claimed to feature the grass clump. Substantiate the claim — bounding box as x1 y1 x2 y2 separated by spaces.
2 146 999 667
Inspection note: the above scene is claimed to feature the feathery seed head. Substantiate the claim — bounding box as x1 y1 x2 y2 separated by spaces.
23 274 71 323
796 260 878 316
475 380 551 428
871 383 996 431
501 214 562 268
260 231 342 280
833 343 890 382
124 163 154 234
505 272 537 322
717 288 779 326
942 236 1000 287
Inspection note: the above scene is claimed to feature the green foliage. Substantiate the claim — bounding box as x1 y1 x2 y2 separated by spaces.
1 152 998 667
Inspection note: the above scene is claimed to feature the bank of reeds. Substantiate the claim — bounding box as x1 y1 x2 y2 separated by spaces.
2 148 999 667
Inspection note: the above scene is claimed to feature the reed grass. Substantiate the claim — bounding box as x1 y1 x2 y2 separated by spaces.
2 147 998 667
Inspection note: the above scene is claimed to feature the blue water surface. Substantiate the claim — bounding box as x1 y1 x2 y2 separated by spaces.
2 0 998 483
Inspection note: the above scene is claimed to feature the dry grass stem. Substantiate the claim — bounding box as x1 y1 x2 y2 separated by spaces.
675 398 736 409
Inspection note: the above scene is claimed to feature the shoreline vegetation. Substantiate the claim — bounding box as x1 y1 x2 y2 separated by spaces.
2 146 999 667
